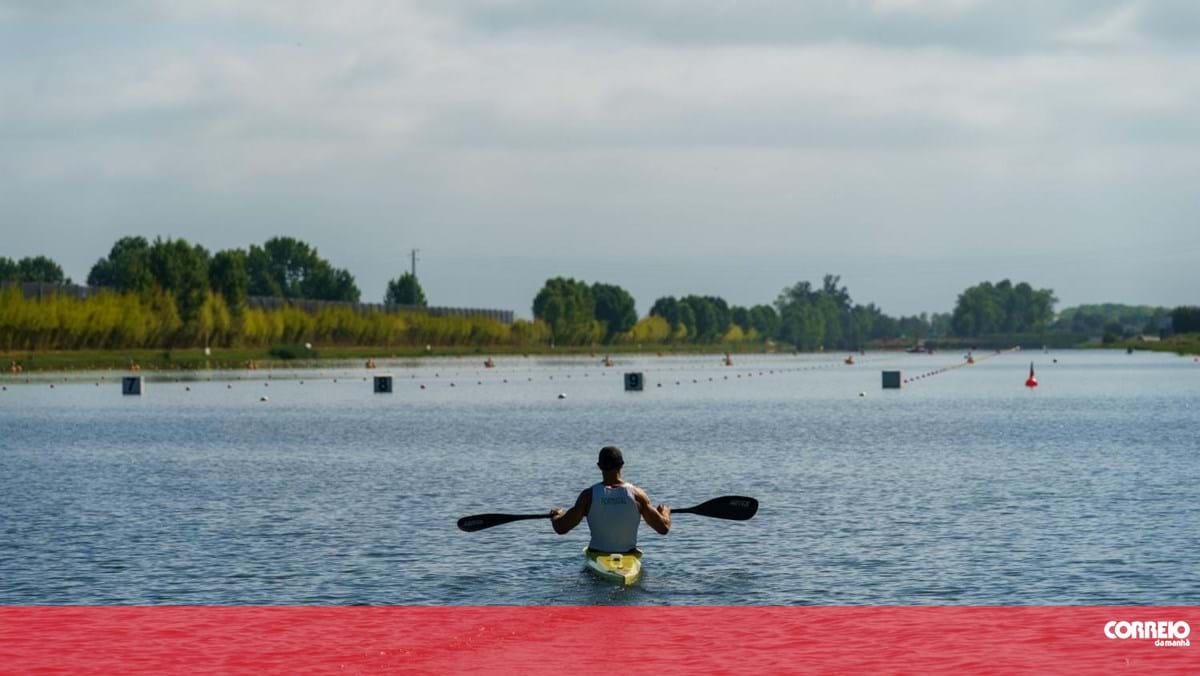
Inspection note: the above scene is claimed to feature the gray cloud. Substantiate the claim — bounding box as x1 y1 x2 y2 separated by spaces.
1 0 1197 315
448 0 1147 52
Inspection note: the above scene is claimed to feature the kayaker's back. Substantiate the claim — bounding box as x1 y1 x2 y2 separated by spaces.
586 482 640 552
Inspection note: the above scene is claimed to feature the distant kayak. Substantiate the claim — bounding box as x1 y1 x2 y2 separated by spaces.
584 548 643 586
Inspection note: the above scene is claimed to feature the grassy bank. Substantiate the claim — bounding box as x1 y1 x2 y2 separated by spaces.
1 342 783 373
1120 334 1200 356
921 332 1089 351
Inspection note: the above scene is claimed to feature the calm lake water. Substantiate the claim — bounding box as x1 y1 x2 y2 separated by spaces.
1 349 1197 605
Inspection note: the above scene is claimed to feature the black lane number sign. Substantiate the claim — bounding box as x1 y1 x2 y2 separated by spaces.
624 372 644 391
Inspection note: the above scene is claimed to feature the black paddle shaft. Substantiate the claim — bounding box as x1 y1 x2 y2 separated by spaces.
457 513 551 532
456 495 758 532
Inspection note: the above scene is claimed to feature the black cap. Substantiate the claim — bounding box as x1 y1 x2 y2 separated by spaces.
598 446 624 470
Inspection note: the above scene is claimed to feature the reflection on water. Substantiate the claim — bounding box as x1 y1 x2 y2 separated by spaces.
1 350 1197 604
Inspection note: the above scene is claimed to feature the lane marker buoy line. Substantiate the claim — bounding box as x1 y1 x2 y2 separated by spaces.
900 347 1018 385
3 355 906 395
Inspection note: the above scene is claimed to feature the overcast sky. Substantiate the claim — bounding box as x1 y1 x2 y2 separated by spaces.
2 0 1197 317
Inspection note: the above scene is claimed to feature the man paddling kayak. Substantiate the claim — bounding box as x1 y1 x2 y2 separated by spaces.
549 446 671 553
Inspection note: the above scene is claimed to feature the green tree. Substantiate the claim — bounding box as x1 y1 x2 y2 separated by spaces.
678 295 731 342
731 306 750 332
88 236 154 293
532 277 597 345
951 280 1056 336
385 272 427 306
774 275 881 350
0 257 16 281
304 262 360 302
14 256 66 284
816 295 842 348
776 280 821 349
209 249 248 312
1171 306 1200 333
951 283 1002 336
591 282 636 342
146 237 210 323
1102 320 1124 344
929 312 953 337
650 297 682 329
748 304 779 338
778 300 825 350
246 237 360 302
821 274 851 311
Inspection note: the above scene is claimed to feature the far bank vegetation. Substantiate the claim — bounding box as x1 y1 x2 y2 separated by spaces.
3 235 1198 355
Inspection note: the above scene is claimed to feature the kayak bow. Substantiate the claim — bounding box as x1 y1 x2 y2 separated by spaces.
583 548 643 586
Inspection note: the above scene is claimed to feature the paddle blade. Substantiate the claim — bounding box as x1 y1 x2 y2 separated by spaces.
675 496 758 521
456 513 549 532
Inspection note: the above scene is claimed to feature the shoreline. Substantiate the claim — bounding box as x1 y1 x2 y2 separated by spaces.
0 343 784 374
3 339 1195 375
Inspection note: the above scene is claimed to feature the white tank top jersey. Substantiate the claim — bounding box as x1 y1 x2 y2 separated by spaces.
586 482 640 552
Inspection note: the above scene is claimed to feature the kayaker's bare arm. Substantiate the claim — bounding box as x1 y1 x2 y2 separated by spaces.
550 488 590 534
635 488 670 535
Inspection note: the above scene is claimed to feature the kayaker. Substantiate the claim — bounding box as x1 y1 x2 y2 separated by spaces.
549 446 670 552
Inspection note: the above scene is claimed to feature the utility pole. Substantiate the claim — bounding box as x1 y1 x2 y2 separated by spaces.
411 248 419 278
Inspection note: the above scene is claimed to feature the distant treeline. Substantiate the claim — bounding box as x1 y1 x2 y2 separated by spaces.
83 236 364 321
950 280 1056 336
4 237 1197 352
0 256 69 285
0 235 535 351
531 274 942 350
0 286 547 352
1055 304 1172 343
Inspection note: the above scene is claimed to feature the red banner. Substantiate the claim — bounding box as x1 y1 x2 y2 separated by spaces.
0 606 1194 674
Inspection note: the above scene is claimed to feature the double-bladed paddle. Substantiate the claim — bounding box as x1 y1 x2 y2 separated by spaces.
456 495 758 532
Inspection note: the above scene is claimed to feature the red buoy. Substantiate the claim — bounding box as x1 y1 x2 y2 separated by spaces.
1025 362 1038 388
